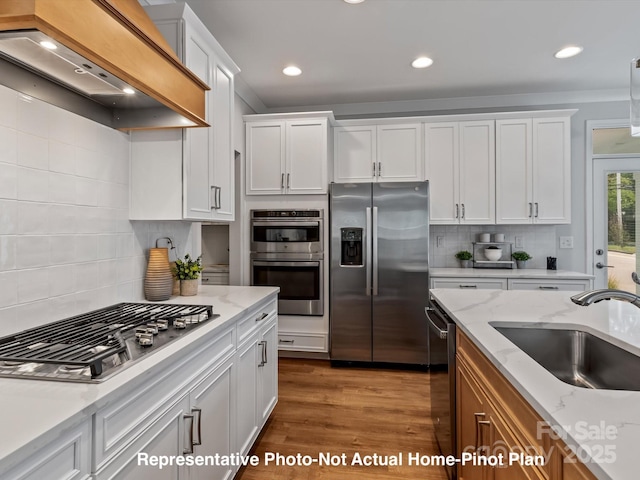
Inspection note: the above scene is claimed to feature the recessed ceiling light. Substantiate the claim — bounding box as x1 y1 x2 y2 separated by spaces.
344 0 365 3
554 46 583 59
122 87 135 95
412 56 434 69
39 41 57 50
283 66 302 77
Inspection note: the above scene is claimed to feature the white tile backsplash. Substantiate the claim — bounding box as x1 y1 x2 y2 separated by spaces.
0 83 198 336
430 224 558 269
0 126 18 164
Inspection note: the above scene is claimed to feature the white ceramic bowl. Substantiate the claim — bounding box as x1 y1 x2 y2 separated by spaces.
484 248 502 261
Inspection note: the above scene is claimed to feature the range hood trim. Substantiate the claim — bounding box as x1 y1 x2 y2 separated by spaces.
0 0 209 130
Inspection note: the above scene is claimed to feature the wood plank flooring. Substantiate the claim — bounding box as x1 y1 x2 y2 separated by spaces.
236 358 448 480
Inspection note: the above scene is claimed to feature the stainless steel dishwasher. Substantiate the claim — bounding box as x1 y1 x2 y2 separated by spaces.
426 297 457 480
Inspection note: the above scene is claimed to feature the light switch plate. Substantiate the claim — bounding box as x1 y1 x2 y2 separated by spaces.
559 236 574 249
436 236 444 248
515 236 524 249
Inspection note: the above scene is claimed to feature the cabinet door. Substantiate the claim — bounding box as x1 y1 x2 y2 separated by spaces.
190 355 235 480
286 119 328 194
211 62 235 221
425 123 460 224
496 119 533 224
507 278 592 291
457 361 487 480
377 124 423 182
532 117 571 224
459 120 495 224
183 23 214 220
246 122 286 195
333 125 376 183
258 318 278 427
236 332 260 455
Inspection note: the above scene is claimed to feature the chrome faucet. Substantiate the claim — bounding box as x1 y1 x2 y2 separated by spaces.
571 289 640 308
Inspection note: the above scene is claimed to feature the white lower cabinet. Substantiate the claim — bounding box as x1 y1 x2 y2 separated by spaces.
431 276 592 291
3 421 91 480
90 296 277 480
431 277 508 290
236 313 278 456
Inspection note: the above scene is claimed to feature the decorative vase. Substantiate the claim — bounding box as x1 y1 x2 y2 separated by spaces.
516 260 527 269
460 259 471 268
144 248 173 301
181 279 199 296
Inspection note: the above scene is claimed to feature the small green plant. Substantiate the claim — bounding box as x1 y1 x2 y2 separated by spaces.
512 251 532 261
173 254 203 280
455 250 473 261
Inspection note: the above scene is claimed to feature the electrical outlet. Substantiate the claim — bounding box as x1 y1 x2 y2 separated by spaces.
559 236 574 249
515 236 524 249
437 236 444 248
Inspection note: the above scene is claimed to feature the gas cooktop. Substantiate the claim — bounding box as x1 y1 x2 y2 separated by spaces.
0 302 217 383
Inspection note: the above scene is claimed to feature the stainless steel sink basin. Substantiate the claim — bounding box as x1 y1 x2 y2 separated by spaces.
493 325 640 391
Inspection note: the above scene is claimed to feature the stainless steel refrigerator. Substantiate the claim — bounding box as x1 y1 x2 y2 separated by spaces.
329 181 429 364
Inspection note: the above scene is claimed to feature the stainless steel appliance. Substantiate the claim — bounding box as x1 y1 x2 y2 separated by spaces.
250 209 323 253
329 182 429 364
0 303 216 383
426 297 457 480
250 209 324 316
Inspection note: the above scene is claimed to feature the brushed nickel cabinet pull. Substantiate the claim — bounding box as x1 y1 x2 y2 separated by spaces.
192 407 202 446
281 173 285 189
183 413 195 454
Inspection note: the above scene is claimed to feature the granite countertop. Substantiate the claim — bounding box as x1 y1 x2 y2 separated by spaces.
430 288 640 480
431 267 594 279
0 285 278 474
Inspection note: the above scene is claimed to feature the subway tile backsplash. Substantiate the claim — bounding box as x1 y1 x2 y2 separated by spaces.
430 224 558 269
0 84 197 337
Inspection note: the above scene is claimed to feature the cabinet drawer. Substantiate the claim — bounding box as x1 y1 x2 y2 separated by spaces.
278 332 327 352
94 325 235 468
237 297 278 345
507 279 591 291
202 272 229 285
4 421 91 480
431 277 507 290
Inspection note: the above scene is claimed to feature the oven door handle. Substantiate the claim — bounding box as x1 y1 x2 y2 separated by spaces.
251 221 320 227
425 306 448 340
252 261 320 267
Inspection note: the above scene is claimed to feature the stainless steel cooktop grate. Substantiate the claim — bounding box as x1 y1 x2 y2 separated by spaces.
0 303 214 379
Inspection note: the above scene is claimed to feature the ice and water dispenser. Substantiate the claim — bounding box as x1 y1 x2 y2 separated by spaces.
340 228 363 266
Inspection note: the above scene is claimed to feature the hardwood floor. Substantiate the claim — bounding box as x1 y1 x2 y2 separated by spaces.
236 358 448 480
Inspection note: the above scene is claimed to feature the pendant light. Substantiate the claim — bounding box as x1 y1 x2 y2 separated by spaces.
631 59 640 136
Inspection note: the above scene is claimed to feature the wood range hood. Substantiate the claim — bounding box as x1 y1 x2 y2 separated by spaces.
0 0 209 130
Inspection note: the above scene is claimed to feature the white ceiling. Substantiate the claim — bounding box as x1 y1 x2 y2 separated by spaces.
182 0 640 113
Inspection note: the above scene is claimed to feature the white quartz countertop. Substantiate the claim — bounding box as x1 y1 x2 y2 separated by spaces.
431 267 594 279
430 288 640 480
0 285 278 475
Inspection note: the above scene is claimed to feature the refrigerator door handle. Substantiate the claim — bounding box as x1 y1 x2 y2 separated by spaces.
365 207 372 296
372 206 379 296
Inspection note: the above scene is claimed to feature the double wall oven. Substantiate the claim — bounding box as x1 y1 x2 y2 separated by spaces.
250 210 324 316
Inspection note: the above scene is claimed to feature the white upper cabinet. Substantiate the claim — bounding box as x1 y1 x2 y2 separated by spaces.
496 115 571 224
333 123 422 183
130 3 239 221
426 120 495 224
334 126 377 183
245 113 333 195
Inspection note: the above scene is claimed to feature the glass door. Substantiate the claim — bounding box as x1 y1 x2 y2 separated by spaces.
593 158 640 292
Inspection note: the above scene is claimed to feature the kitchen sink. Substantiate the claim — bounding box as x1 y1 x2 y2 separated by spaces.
493 325 640 391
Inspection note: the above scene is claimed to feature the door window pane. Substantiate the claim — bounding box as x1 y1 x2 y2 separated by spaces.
607 172 639 293
593 128 640 155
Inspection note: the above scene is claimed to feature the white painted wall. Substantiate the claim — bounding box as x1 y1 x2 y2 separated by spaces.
0 84 198 337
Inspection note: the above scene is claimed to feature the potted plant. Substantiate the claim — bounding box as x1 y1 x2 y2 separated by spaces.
512 251 532 269
455 250 473 268
173 254 203 296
